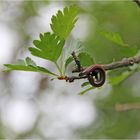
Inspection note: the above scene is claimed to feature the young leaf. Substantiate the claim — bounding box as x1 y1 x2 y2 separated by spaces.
25 57 36 66
50 5 78 39
29 32 65 63
81 82 90 87
4 58 57 76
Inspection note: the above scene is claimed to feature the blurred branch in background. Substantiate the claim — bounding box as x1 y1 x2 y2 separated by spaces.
134 0 140 7
115 103 140 111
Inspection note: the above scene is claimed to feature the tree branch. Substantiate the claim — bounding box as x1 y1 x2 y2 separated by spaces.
102 55 140 70
134 0 140 7
65 55 140 83
115 103 140 111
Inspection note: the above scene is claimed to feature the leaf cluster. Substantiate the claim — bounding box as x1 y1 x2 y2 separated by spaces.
4 5 81 77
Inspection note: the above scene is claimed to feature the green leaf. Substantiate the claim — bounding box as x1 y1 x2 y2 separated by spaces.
4 64 38 72
79 86 94 95
36 66 57 76
100 31 128 47
4 58 57 76
81 82 90 87
50 5 78 39
108 71 132 86
29 32 65 63
64 39 84 57
25 57 36 66
16 59 25 65
118 46 139 57
78 52 94 67
100 31 139 57
64 56 73 69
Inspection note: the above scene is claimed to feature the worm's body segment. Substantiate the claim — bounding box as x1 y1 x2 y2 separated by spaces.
80 64 106 87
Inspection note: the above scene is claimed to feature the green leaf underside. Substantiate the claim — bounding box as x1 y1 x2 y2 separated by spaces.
29 32 65 63
65 57 73 69
63 39 84 69
4 57 57 76
50 5 78 39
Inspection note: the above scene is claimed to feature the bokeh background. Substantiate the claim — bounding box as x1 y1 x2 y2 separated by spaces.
0 0 140 139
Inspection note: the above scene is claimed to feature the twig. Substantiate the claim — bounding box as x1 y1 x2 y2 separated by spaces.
71 51 83 72
65 75 87 82
102 55 140 70
134 0 140 7
115 103 140 111
65 55 140 83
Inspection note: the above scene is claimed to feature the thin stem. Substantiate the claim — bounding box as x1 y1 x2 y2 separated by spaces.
72 51 82 72
55 62 62 75
63 66 67 75
40 71 58 77
60 52 64 75
134 0 140 7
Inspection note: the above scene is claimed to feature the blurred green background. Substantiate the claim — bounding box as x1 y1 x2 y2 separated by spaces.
0 0 140 139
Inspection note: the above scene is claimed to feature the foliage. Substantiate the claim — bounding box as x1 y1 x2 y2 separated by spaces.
2 1 140 139
50 5 78 39
100 31 139 56
29 33 65 63
4 57 57 76
100 31 129 47
4 5 80 77
4 4 140 94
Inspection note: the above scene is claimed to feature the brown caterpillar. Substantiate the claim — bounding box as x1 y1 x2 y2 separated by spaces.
80 64 106 87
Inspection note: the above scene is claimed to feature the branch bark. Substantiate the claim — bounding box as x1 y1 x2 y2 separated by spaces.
134 0 140 7
65 55 140 83
102 55 140 70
